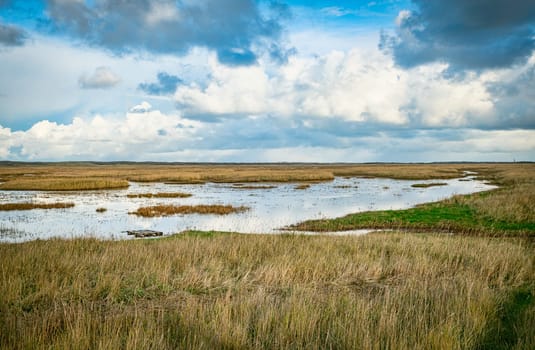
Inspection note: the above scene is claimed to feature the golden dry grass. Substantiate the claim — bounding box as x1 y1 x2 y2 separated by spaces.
0 232 533 349
0 177 129 191
0 202 75 211
126 192 192 198
295 184 311 190
130 204 249 217
1 162 518 190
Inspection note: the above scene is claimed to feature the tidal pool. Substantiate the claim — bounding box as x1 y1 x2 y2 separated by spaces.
0 174 496 242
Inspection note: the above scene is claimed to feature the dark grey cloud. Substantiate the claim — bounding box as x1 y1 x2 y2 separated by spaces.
42 0 288 66
486 64 535 129
381 0 535 70
138 72 183 95
0 22 26 46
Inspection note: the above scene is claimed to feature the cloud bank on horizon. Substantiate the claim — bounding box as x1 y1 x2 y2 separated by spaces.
0 0 534 162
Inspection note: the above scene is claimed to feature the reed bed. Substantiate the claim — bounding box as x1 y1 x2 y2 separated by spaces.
130 204 249 217
1 162 516 190
125 168 334 184
0 233 532 349
0 177 129 191
126 192 192 198
0 202 74 211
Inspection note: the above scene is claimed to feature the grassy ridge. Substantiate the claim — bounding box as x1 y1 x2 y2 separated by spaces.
0 232 533 349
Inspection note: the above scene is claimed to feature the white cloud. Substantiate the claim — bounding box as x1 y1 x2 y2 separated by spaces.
395 10 411 26
78 66 121 89
174 48 535 132
175 49 409 124
0 125 13 158
174 48 502 127
145 1 181 26
1 104 201 160
405 65 494 127
176 58 270 115
1 31 534 163
458 130 535 153
1 102 534 162
129 101 153 113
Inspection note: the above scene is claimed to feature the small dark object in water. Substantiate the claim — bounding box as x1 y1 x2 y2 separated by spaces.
126 230 163 238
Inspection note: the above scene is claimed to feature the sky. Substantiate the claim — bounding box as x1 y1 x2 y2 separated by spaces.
0 0 534 162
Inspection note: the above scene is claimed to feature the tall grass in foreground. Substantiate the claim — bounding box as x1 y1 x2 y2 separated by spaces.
1 233 533 349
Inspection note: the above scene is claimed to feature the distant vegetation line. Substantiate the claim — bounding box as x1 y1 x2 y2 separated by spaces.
0 162 523 191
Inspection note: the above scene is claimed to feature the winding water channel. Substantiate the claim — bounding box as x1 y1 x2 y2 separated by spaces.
0 174 496 242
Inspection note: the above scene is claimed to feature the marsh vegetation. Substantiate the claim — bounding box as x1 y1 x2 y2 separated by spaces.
0 202 75 211
294 184 311 190
0 162 533 349
291 163 535 237
0 232 533 349
129 204 250 217
0 162 501 191
0 174 493 240
126 192 192 198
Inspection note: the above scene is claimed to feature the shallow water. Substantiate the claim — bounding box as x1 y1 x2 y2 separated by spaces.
0 174 496 242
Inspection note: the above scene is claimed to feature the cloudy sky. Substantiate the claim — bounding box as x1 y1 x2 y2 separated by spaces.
0 0 534 162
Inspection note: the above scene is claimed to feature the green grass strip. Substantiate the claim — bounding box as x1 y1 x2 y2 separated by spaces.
290 199 535 236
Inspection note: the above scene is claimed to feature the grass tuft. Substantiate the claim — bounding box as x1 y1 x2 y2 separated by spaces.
231 185 277 190
126 192 192 198
0 202 75 211
411 182 448 188
130 204 249 217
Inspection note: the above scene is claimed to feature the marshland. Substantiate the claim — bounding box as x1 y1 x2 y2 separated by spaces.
0 162 534 349
0 163 498 240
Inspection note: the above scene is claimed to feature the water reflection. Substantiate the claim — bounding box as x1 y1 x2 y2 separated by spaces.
0 175 496 242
